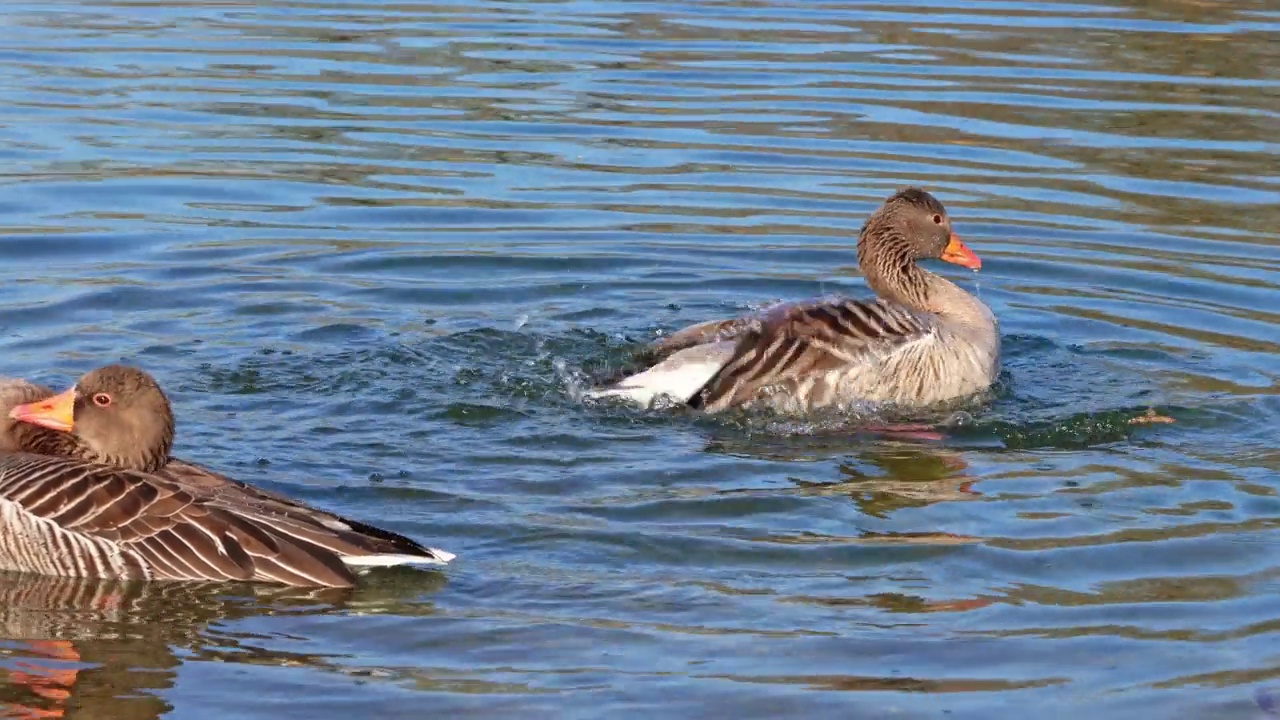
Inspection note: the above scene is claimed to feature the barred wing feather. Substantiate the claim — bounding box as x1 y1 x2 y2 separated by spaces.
693 298 934 412
0 453 450 587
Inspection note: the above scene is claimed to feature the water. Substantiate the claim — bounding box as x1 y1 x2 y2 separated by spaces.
0 0 1277 717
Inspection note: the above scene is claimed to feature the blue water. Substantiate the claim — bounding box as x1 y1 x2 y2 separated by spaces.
0 0 1278 718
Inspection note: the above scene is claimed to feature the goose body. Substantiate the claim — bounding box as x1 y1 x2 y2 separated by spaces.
0 368 453 587
587 189 1001 413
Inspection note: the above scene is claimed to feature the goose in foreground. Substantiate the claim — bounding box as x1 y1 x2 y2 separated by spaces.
0 366 454 587
586 188 999 414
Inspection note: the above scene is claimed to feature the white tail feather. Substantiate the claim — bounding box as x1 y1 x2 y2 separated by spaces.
341 547 455 568
585 341 735 407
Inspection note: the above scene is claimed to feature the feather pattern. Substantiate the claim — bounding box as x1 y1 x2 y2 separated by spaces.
0 452 453 587
692 298 942 412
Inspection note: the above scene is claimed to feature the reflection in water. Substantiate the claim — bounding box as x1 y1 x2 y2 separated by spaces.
0 575 201 719
0 573 432 719
707 427 983 528
739 439 998 616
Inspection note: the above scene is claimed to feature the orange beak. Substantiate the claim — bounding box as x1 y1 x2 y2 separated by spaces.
8 387 77 433
940 232 981 270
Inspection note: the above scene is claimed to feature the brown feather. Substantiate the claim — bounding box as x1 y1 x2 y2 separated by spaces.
697 298 933 411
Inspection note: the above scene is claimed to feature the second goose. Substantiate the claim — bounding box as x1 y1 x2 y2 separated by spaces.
0 365 454 587
587 188 1000 414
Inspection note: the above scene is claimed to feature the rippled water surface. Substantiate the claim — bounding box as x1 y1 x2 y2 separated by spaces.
0 0 1278 717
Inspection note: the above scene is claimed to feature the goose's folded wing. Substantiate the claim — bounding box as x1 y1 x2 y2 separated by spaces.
0 453 356 586
694 298 935 411
158 459 454 569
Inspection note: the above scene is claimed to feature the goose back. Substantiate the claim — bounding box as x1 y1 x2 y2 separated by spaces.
0 452 363 585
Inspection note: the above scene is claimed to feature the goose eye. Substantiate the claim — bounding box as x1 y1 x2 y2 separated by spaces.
931 214 943 225
92 393 112 407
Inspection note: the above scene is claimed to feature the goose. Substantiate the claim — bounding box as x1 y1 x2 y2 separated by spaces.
587 188 999 414
0 365 454 587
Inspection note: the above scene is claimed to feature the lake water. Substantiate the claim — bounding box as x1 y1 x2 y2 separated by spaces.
0 0 1277 717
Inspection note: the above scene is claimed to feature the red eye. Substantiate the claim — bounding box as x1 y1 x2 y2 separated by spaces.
92 393 112 407
932 214 943 225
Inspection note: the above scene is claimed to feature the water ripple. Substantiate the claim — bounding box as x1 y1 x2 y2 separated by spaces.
0 0 1277 718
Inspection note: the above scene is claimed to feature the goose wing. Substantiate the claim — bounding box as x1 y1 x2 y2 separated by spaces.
0 453 420 587
159 459 454 570
0 453 293 583
693 297 935 412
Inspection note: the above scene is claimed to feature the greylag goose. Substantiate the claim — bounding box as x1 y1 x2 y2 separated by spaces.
0 365 454 587
587 188 999 413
